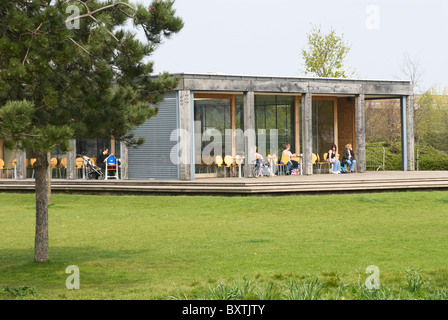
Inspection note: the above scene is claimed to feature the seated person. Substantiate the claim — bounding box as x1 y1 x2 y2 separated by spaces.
342 143 356 173
327 143 341 174
97 147 109 171
254 146 263 164
254 146 273 176
282 144 299 174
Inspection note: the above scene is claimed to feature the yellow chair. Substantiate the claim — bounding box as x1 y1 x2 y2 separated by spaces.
0 159 13 178
50 157 61 178
90 157 97 166
76 157 84 179
322 153 333 173
312 153 318 173
316 153 330 174
60 158 67 178
215 155 230 178
30 158 37 178
278 153 290 175
224 155 237 177
11 159 17 179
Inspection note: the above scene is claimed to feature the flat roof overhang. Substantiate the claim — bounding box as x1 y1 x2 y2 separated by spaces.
161 72 413 97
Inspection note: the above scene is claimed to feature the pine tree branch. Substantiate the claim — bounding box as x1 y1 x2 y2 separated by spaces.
69 37 93 56
65 1 136 26
22 23 42 66
66 1 136 44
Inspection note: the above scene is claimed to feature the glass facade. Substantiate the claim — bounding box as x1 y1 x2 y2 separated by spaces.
76 138 121 161
193 95 244 174
312 100 335 158
255 95 296 156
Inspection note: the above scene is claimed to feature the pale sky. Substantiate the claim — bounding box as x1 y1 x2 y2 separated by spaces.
139 0 448 93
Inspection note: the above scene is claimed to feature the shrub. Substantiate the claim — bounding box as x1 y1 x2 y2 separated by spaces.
0 285 38 298
366 141 448 170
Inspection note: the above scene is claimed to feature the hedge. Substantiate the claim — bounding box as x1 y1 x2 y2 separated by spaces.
366 142 448 171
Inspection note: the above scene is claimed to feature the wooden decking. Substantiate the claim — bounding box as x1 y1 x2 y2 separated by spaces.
1 171 448 196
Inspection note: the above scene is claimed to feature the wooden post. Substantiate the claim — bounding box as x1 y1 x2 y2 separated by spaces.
406 95 415 171
110 137 115 155
244 91 255 177
400 96 408 171
231 95 236 158
179 90 192 180
355 93 366 173
294 96 301 154
301 92 313 175
120 141 128 179
334 97 338 150
16 149 27 179
65 139 77 179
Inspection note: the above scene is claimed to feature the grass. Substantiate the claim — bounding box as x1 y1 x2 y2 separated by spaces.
1 191 448 299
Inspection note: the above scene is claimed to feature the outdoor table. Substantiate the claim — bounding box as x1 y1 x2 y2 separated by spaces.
233 155 245 178
291 154 303 175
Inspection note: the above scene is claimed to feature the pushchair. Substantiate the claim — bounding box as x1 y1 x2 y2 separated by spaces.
252 158 273 178
83 155 104 180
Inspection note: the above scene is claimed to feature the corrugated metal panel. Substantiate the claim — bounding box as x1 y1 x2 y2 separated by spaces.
128 92 179 180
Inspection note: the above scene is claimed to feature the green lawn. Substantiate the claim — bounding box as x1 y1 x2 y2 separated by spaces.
1 191 448 299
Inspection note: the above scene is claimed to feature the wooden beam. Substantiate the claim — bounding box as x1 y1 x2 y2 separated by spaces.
194 93 235 100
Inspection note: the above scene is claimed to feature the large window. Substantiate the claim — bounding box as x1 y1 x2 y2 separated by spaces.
193 95 244 174
76 138 121 161
255 95 295 156
312 99 335 158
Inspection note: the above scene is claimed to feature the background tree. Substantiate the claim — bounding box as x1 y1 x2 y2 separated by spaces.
301 24 352 78
0 0 183 262
365 99 401 143
415 88 448 152
397 52 424 93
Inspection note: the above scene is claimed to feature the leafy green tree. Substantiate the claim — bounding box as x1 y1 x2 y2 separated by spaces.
415 88 448 152
301 25 351 78
0 0 183 262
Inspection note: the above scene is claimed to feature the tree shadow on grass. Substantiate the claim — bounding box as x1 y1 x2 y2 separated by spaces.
0 246 152 288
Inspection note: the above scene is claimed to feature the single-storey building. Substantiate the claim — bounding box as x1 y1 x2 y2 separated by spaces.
5 73 414 180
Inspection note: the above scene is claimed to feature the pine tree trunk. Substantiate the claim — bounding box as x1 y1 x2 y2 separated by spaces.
47 152 52 205
34 152 49 262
